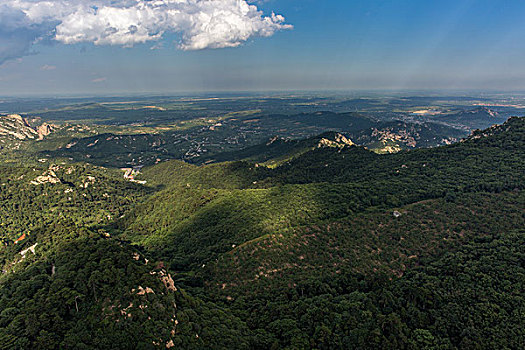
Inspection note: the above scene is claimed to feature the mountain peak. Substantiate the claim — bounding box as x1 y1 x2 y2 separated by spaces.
317 132 355 148
467 116 524 141
471 106 499 117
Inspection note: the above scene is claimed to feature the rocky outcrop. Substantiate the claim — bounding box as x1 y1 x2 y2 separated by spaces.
0 114 56 141
317 133 354 148
0 114 38 140
370 126 418 147
30 170 61 185
20 243 38 257
37 123 55 140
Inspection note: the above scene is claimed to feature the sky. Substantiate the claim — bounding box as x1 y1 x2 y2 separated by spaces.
1 0 525 95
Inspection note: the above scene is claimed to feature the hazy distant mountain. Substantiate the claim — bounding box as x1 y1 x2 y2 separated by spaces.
200 120 468 164
32 111 467 167
435 107 507 129
353 120 467 153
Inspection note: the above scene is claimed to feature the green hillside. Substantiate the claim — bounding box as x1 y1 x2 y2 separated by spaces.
196 131 354 166
109 117 524 348
0 231 249 349
0 117 523 349
0 165 249 349
120 118 524 269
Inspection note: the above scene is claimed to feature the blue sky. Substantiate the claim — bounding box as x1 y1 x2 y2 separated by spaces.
1 0 525 95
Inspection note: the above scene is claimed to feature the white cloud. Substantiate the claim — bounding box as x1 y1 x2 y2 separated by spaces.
40 64 56 70
91 77 107 83
0 4 57 65
150 42 164 50
0 0 292 64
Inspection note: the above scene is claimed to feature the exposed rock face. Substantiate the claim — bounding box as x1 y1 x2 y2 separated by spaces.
370 126 418 148
10 114 31 127
160 271 177 292
150 269 178 292
266 136 280 145
318 133 354 148
0 114 38 140
134 286 155 295
30 170 61 185
20 243 38 257
37 123 55 140
0 114 56 142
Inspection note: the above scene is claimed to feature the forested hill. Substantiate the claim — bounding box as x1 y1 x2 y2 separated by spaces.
120 117 524 271
112 117 524 348
0 232 249 349
197 131 355 165
436 106 507 129
0 117 523 349
0 165 249 348
258 116 524 187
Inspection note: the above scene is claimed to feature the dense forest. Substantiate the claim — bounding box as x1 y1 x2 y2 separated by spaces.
0 117 523 348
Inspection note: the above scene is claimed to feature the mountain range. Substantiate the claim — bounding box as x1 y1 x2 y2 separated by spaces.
0 115 523 348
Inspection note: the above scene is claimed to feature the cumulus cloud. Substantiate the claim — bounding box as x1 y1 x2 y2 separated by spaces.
0 4 57 65
0 0 292 65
